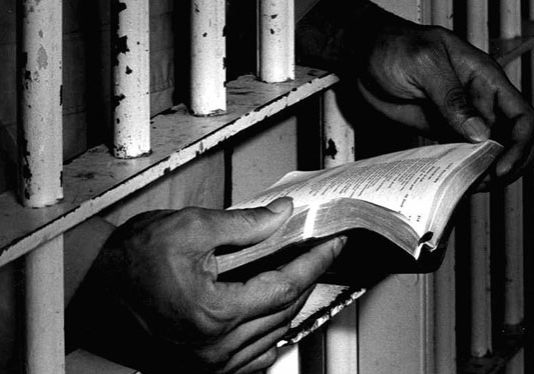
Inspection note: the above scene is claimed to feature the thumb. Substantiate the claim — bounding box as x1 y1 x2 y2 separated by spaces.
423 69 490 142
214 197 294 248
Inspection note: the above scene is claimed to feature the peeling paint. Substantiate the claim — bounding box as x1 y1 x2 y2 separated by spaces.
112 94 126 109
37 45 48 69
324 139 338 158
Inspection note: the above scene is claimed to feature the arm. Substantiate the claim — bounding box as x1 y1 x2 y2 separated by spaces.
297 0 534 188
66 198 345 374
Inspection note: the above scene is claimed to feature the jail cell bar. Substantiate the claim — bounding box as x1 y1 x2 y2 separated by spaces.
431 2 457 373
18 1 65 374
501 1 525 374
112 0 151 158
190 0 226 116
258 0 295 83
10 0 534 373
466 0 494 360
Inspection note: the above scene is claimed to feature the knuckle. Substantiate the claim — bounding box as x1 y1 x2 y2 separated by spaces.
176 207 213 233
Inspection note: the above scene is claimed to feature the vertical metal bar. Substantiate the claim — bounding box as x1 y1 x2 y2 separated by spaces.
431 0 453 28
18 2 65 373
267 345 300 374
19 0 63 207
322 89 355 168
112 0 151 158
25 237 65 374
501 0 524 330
258 0 295 83
500 2 524 373
190 0 226 116
326 304 358 374
431 3 457 372
322 87 357 373
466 0 493 358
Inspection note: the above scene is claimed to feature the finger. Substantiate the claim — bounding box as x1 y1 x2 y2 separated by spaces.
221 236 346 319
234 347 279 374
223 326 289 374
492 84 534 182
205 285 313 360
208 197 294 248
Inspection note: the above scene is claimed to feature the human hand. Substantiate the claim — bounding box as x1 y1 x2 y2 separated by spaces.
87 198 345 373
354 18 534 188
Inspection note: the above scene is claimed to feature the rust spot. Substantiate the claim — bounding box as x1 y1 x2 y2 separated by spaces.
37 45 48 69
324 139 338 158
271 14 278 19
270 28 275 35
203 32 207 37
38 30 43 38
112 94 126 109
125 66 132 74
112 0 127 13
112 36 129 66
76 172 95 180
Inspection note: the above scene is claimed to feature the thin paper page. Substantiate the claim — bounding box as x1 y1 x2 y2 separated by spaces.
232 142 490 236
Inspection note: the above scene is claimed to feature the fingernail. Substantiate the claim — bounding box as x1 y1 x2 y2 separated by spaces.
266 197 293 213
462 117 490 142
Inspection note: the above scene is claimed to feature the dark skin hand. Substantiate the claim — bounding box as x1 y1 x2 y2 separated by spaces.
75 198 345 374
297 0 534 189
355 13 534 189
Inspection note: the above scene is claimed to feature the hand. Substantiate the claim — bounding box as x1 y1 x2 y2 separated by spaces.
355 18 534 188
71 198 345 374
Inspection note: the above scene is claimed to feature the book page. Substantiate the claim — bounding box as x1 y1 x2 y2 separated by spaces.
232 141 499 237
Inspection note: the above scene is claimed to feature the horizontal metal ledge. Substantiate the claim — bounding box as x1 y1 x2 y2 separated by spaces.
0 66 339 268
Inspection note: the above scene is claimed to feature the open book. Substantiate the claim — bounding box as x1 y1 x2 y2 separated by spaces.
216 140 503 274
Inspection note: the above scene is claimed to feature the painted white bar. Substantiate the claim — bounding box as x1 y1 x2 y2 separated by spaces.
112 0 151 158
501 0 524 330
267 345 300 374
190 0 226 116
431 0 453 28
326 304 358 374
466 0 493 358
430 4 456 372
0 67 340 267
19 0 63 207
25 236 65 374
468 194 493 357
322 89 355 168
19 2 65 373
500 3 524 373
258 0 295 83
322 86 357 373
466 0 488 51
